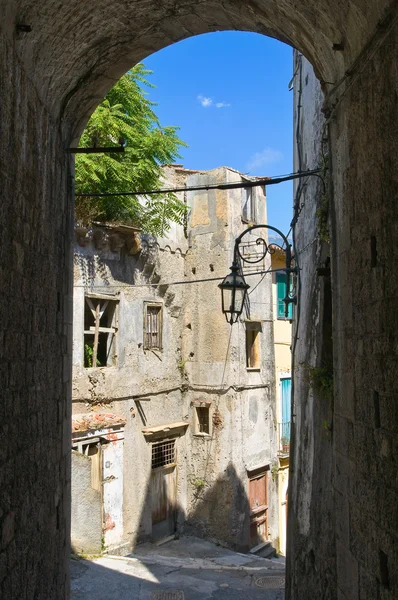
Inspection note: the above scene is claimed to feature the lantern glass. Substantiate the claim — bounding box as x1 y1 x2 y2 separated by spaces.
219 267 249 323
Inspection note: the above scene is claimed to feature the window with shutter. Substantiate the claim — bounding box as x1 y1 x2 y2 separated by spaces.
276 273 293 319
144 303 163 350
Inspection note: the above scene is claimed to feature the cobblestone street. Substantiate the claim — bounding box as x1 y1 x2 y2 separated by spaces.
71 537 285 600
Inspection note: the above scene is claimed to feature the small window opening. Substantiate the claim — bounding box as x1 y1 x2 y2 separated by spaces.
144 303 163 350
246 322 261 369
152 440 176 469
84 296 118 367
74 441 101 490
196 407 210 434
242 187 255 223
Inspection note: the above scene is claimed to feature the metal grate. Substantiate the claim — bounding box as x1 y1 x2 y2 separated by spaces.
152 440 176 469
151 592 184 600
253 576 285 589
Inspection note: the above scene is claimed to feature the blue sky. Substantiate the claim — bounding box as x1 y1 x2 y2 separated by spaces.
143 31 294 234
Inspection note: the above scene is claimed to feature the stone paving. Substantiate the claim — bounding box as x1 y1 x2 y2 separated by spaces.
71 536 285 599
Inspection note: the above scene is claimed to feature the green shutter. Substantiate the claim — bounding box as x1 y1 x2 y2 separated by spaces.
277 273 286 318
277 273 293 319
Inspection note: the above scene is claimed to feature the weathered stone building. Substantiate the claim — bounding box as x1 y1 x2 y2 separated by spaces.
2 2 398 599
271 246 292 556
71 165 280 556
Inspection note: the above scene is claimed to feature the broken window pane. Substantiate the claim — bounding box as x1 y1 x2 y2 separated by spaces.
84 296 118 367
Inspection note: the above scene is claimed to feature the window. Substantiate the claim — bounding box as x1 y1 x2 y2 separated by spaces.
196 407 210 434
276 272 293 319
242 187 255 223
279 377 292 453
246 322 262 369
84 295 118 367
152 440 176 469
144 303 163 350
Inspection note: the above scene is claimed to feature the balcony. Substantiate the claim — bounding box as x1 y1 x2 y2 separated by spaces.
278 421 291 455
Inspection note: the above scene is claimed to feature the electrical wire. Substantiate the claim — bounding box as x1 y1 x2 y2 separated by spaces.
288 52 304 497
248 272 267 296
74 266 288 289
74 168 322 198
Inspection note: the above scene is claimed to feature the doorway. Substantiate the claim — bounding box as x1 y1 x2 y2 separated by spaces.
151 439 178 540
248 466 269 548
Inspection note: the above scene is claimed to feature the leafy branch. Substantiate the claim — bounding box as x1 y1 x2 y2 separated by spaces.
75 64 187 237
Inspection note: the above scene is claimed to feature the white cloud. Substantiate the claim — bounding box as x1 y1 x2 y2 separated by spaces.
197 94 213 107
246 147 284 172
197 95 231 108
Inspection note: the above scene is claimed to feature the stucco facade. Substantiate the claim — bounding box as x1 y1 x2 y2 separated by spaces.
71 165 280 555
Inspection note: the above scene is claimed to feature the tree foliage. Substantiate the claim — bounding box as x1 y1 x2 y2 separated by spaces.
75 64 187 236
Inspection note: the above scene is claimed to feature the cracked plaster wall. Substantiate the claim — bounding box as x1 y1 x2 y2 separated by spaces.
71 166 279 554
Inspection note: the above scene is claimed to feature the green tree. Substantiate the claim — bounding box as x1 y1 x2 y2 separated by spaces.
75 64 187 236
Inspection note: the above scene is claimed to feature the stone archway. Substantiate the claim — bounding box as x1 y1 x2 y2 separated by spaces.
1 2 398 599
3 1 387 140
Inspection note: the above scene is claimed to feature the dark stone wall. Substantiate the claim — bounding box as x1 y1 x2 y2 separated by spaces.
287 52 337 600
288 17 398 600
331 23 398 599
0 30 73 600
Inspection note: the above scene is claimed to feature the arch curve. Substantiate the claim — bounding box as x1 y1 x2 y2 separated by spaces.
3 0 386 140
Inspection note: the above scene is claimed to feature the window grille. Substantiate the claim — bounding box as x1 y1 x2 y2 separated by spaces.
144 304 162 350
152 440 176 469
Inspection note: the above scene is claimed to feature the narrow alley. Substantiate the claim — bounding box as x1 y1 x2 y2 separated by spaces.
71 536 285 599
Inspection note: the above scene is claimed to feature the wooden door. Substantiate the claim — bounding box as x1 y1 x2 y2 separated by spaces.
151 440 177 541
248 470 268 548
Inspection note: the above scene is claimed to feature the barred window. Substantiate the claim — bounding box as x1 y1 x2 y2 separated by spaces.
144 303 163 350
152 440 176 469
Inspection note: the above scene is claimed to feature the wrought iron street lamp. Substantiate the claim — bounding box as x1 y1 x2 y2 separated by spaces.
218 260 250 324
220 223 296 324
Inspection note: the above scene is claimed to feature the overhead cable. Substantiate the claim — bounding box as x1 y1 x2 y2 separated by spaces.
75 168 322 198
74 266 290 290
